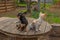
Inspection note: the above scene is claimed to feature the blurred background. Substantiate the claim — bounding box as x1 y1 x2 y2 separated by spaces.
0 0 60 24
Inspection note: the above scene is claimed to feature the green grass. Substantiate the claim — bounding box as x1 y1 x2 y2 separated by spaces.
18 3 27 7
18 9 27 13
45 10 60 23
15 0 27 7
46 17 60 23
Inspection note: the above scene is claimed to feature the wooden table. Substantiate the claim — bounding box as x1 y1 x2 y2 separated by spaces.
0 17 52 40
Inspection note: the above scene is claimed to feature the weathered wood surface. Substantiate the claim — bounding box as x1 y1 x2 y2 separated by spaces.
0 17 52 38
50 24 60 36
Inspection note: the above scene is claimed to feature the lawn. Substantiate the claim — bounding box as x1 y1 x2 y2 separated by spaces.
15 0 27 7
45 10 60 24
18 3 27 7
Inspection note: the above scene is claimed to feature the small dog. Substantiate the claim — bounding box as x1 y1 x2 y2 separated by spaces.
26 12 46 32
17 13 28 31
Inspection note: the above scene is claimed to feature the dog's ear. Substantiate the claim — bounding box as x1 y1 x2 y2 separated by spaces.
39 12 47 17
39 12 47 20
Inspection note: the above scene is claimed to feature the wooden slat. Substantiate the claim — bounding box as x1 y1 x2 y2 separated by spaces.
6 1 14 3
7 7 14 9
7 1 14 2
7 8 14 11
6 4 14 6
7 6 14 8
0 4 5 6
0 7 5 9
0 1 5 3
6 3 14 6
0 10 6 12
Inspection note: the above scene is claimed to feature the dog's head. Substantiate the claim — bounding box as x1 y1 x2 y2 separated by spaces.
39 12 46 19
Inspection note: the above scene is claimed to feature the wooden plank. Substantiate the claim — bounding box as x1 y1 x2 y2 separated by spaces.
0 7 5 9
1 10 6 12
51 24 60 36
0 10 6 12
0 18 52 36
0 18 52 40
6 3 14 6
0 19 14 30
0 4 5 6
7 6 14 8
0 19 11 29
6 4 14 6
0 19 19 34
7 1 14 3
0 18 13 25
2 22 19 34
6 2 14 4
0 2 5 4
7 8 14 11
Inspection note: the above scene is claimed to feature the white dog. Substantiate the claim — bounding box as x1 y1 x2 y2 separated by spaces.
26 12 46 32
